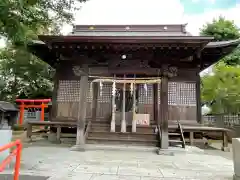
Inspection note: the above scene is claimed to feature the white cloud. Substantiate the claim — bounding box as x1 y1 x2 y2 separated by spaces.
62 0 240 36
185 4 240 35
62 0 186 34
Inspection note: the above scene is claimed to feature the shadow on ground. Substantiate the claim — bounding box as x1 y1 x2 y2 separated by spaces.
0 174 49 180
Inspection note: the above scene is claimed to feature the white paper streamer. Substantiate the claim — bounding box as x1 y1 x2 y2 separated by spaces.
99 81 103 96
144 83 148 97
130 83 134 95
112 81 116 96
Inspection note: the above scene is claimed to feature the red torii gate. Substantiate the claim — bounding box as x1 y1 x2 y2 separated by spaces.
16 99 51 125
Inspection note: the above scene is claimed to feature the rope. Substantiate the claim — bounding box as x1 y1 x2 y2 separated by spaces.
92 79 161 84
89 76 161 80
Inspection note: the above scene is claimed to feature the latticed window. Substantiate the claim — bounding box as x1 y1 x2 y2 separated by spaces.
138 84 153 104
168 82 196 106
57 80 81 102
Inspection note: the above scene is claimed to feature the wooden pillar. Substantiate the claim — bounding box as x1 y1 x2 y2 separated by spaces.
153 83 159 125
160 75 169 149
121 74 126 133
91 82 99 122
73 66 88 151
51 66 59 120
196 74 202 124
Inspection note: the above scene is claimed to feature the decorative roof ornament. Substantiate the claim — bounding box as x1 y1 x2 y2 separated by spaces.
168 66 178 77
125 26 130 30
161 65 178 77
72 66 82 76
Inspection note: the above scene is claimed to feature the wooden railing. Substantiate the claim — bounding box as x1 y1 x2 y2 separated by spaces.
203 115 240 128
0 140 22 180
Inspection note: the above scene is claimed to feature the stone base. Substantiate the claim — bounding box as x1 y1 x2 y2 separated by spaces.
48 133 61 144
70 145 85 152
157 146 204 156
234 174 240 180
221 146 231 152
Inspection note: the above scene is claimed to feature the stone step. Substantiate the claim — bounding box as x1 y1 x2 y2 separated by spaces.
91 124 156 134
87 137 158 146
88 131 157 141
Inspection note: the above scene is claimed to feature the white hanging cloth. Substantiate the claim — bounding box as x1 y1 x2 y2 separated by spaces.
99 81 103 97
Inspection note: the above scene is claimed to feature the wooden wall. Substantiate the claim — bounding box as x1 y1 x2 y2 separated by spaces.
55 79 197 125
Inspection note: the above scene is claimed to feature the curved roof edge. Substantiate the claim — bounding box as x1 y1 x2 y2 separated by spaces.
206 39 240 48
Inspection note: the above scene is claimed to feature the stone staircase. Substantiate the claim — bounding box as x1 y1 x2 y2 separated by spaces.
86 121 159 146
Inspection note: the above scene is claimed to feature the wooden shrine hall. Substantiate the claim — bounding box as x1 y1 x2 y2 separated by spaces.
27 24 240 150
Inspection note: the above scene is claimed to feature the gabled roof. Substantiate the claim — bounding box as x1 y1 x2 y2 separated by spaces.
0 101 19 112
27 24 240 70
71 24 193 37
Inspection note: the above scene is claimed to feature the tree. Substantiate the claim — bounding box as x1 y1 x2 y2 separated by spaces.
222 47 240 66
200 16 240 41
0 0 87 43
201 62 240 114
0 0 89 101
0 46 54 101
200 16 240 65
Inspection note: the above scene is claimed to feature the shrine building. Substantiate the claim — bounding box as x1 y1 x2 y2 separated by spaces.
27 24 240 149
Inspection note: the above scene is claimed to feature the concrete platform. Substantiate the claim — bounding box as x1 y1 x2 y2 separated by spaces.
0 174 48 180
0 145 235 180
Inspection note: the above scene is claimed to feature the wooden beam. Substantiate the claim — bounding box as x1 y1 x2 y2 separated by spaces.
72 65 89 151
51 67 59 120
153 83 159 125
91 82 99 122
160 75 169 149
196 75 202 124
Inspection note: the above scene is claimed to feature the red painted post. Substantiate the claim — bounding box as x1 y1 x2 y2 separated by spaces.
19 102 25 125
0 140 22 180
14 141 22 180
41 103 45 121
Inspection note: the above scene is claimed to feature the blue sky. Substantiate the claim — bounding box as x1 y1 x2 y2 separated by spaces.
181 0 239 14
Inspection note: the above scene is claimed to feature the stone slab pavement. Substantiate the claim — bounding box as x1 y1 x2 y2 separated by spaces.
0 145 234 180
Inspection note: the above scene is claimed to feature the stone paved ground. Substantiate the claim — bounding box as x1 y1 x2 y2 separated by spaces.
1 145 235 180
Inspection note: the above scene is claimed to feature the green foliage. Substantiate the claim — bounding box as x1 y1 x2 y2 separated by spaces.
200 16 240 41
0 0 87 44
12 124 25 131
200 17 240 114
0 45 54 101
201 62 240 114
222 46 240 66
0 0 88 102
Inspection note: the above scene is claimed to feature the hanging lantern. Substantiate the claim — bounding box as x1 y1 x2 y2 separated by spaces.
99 81 103 96
144 83 148 97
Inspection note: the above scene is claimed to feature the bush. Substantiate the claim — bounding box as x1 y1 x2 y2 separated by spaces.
12 124 25 131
